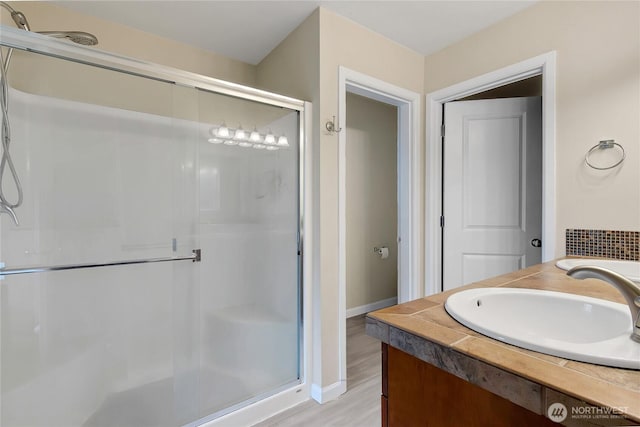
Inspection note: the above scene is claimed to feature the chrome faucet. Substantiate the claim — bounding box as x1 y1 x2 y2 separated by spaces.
568 265 640 343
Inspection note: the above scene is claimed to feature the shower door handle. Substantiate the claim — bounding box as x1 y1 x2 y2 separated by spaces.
0 249 201 276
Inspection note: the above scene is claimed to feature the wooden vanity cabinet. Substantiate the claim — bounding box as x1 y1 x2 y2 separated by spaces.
381 343 557 427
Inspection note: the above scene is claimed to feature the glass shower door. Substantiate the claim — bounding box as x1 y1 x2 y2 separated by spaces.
195 89 301 420
0 41 302 426
0 50 202 426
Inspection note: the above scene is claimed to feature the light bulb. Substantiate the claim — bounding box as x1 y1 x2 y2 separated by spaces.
277 135 289 147
234 126 247 141
216 124 230 138
208 137 224 144
224 139 238 146
249 128 261 142
264 132 276 145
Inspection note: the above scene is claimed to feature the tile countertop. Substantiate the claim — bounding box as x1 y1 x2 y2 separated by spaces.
366 260 640 426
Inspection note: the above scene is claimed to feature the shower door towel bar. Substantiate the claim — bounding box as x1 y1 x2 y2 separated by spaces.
0 249 201 276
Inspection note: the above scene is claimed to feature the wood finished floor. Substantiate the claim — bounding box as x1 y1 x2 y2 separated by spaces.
253 315 381 427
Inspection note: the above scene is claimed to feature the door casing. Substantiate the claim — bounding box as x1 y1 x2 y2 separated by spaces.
332 66 422 402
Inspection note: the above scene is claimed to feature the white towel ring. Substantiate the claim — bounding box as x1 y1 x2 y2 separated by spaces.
585 140 625 170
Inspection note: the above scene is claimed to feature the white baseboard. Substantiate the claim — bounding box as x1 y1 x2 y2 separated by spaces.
346 296 397 318
310 381 346 404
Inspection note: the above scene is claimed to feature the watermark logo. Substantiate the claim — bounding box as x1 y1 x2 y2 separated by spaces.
547 402 567 423
547 402 629 423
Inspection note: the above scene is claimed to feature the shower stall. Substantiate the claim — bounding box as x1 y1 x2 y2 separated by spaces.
0 27 308 426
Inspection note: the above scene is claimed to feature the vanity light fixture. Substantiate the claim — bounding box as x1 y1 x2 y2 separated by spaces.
215 123 230 138
233 126 247 141
277 135 289 147
235 133 253 146
264 131 276 145
249 127 261 142
207 124 290 151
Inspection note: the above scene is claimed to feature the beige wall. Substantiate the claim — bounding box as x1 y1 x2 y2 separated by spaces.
316 8 424 387
1 1 256 86
260 7 425 389
345 93 397 311
424 0 640 256
256 10 320 102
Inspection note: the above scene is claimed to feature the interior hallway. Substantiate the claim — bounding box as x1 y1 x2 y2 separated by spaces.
254 315 381 426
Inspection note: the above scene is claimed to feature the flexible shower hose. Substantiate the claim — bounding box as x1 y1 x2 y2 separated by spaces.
0 46 23 226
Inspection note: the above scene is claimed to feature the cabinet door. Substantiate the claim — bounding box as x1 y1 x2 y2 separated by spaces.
381 343 388 427
385 345 556 426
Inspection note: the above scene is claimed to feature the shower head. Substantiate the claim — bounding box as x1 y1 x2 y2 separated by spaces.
0 2 98 45
37 31 99 46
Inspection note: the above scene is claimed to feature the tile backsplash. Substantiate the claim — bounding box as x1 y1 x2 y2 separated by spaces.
565 229 640 261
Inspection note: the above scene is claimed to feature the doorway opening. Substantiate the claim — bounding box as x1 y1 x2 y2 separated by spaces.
425 51 557 296
333 67 421 401
345 93 399 315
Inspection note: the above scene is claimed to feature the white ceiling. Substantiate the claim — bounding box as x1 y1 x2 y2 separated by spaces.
54 1 536 65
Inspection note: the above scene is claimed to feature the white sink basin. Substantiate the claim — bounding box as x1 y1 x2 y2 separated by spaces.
445 288 640 369
556 258 640 283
